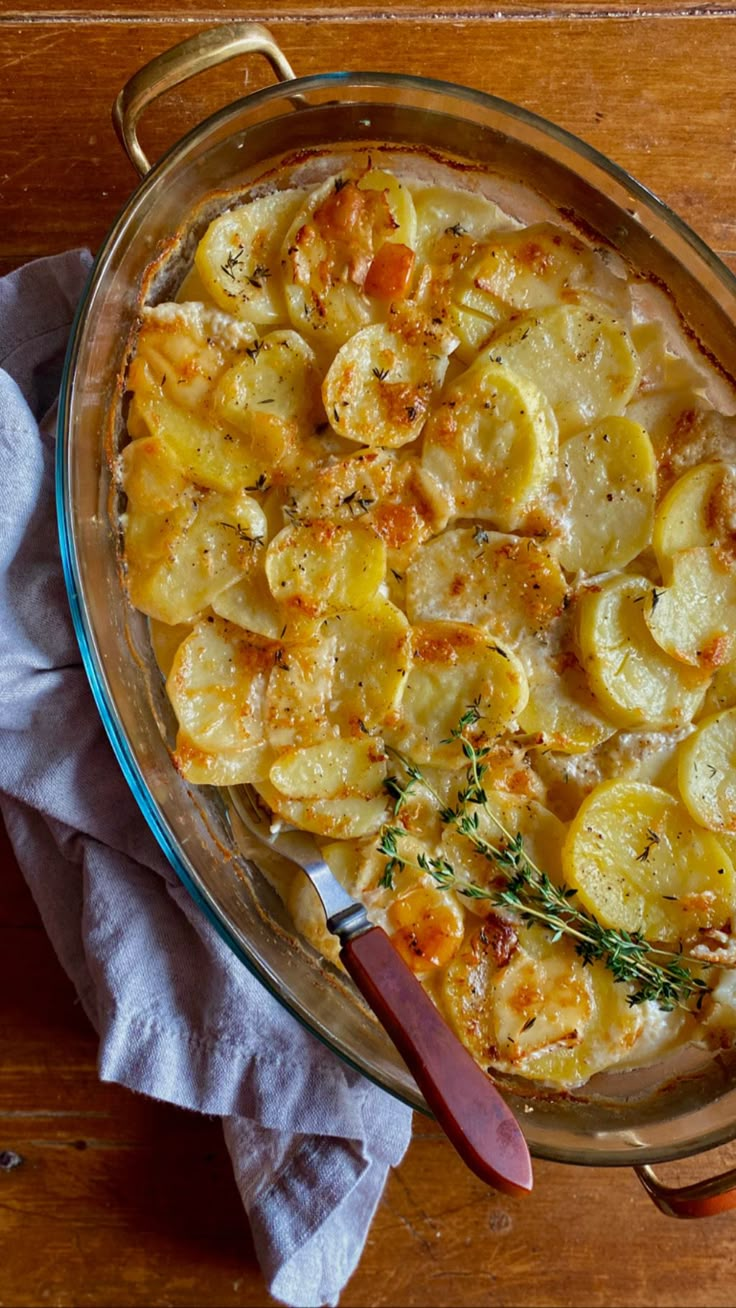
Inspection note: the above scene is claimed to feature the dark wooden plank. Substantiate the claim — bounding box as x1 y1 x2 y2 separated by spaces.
1 16 736 273
5 9 736 1308
3 3 735 17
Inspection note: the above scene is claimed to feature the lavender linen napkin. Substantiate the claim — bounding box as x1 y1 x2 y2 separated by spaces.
0 251 412 1308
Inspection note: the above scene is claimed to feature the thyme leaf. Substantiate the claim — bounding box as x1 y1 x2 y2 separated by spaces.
379 714 712 1012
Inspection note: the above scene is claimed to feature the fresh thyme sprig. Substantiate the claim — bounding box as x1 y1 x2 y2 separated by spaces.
380 710 712 1012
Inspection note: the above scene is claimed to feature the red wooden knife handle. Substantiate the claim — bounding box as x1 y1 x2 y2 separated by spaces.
340 925 533 1196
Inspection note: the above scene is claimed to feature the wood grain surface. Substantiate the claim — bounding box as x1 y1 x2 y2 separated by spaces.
4 4 736 1306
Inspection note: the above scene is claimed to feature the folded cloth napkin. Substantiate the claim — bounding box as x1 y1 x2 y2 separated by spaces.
0 252 413 1308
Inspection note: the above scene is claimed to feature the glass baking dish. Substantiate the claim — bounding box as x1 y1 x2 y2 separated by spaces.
56 21 736 1210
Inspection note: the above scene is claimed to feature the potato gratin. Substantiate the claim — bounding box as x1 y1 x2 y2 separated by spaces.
118 157 736 1090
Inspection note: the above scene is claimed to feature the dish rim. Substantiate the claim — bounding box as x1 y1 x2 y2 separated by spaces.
56 64 736 1167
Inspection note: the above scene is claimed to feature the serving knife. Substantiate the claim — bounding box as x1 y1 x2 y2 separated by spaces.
229 786 533 1197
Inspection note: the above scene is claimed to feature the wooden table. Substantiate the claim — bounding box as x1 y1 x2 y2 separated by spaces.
4 3 736 1304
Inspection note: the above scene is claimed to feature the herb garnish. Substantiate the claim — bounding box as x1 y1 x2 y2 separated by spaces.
221 248 245 278
635 829 660 864
341 491 375 516
247 264 271 288
219 523 264 549
245 472 270 492
379 706 712 1012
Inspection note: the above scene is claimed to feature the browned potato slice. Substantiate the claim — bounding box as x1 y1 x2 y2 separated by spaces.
281 171 415 355
405 527 567 643
386 622 528 767
456 223 630 323
323 597 412 731
121 437 267 625
254 777 388 840
563 779 736 942
265 519 386 619
128 302 258 413
578 574 709 728
644 546 736 670
167 617 277 784
322 320 450 449
558 417 656 573
486 303 640 438
653 461 736 581
195 189 305 324
214 330 323 455
441 925 646 1087
212 567 321 645
149 618 194 679
128 388 263 493
292 449 451 573
421 359 558 531
678 708 736 833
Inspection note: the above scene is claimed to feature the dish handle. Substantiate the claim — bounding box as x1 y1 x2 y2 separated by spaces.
635 1160 736 1218
112 23 296 177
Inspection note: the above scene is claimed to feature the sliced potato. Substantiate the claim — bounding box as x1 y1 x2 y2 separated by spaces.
127 386 262 493
626 388 736 489
456 224 630 323
441 924 644 1087
292 449 451 571
167 617 273 768
212 568 320 644
119 432 189 513
122 441 267 624
678 708 736 832
405 526 568 642
517 641 617 754
386 878 466 975
265 519 386 618
558 417 656 573
214 329 322 440
644 546 736 670
486 303 640 438
441 791 568 906
578 574 709 729
174 265 215 306
195 188 305 323
562 779 736 942
653 462 736 580
149 617 194 679
631 320 709 395
442 925 589 1072
323 596 412 731
265 636 338 751
254 776 388 839
322 320 449 448
413 184 516 258
703 659 736 716
173 731 273 786
129 302 258 413
421 359 558 530
270 736 387 801
449 303 500 364
386 622 528 767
